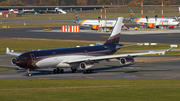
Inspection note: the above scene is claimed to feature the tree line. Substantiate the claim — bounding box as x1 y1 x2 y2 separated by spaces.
0 0 179 6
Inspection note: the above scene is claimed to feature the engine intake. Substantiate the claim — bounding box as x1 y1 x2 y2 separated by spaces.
11 58 17 65
119 57 134 65
79 62 94 70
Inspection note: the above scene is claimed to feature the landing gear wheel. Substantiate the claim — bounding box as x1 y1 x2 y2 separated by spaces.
72 69 78 73
57 68 60 73
83 70 86 74
74 69 78 73
72 69 76 73
86 70 89 74
60 69 64 73
90 69 94 73
26 73 32 77
72 69 75 73
83 69 93 74
26 69 31 77
53 69 57 74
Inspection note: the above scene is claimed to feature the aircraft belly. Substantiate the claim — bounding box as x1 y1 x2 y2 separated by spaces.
56 63 79 68
56 55 89 68
36 57 63 68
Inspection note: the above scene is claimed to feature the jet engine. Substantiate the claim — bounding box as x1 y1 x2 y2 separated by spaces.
148 24 154 28
119 57 134 65
11 58 17 65
92 25 99 30
79 62 94 70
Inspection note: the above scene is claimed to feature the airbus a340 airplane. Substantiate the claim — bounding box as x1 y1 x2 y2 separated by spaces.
128 8 179 28
74 10 122 29
6 17 172 77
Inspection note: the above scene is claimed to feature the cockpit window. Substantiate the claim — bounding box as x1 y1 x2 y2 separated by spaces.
17 56 27 60
172 20 177 22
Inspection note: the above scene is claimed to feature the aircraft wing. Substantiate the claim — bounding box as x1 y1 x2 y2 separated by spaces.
64 47 173 63
6 47 21 56
117 43 143 48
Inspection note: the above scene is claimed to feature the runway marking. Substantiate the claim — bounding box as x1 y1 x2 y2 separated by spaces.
100 35 109 38
126 77 139 78
71 35 82 37
85 77 94 79
116 75 137 77
163 76 180 79
168 33 180 35
168 33 173 35
38 78 49 80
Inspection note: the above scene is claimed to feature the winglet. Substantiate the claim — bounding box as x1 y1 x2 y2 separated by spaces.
6 47 10 53
166 47 174 52
157 47 174 55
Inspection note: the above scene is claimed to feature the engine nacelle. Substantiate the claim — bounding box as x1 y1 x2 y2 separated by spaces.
119 57 134 65
11 58 17 65
79 62 94 70
148 24 155 28
92 25 99 30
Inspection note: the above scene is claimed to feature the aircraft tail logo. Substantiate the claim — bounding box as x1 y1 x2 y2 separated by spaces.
128 8 136 19
74 10 81 21
104 17 123 46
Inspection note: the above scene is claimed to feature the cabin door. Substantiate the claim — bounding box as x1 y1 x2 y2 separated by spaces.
30 54 36 61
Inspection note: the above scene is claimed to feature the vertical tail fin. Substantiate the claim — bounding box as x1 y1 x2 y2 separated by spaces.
74 10 81 21
129 8 136 20
104 17 123 46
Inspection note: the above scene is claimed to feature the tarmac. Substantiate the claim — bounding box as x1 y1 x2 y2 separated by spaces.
0 27 180 44
30 28 180 35
0 26 180 80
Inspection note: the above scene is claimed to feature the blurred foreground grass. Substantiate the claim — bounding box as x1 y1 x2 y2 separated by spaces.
0 80 180 101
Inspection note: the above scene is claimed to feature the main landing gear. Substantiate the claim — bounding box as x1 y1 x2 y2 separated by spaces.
53 68 64 74
71 67 78 73
83 69 94 74
26 69 32 77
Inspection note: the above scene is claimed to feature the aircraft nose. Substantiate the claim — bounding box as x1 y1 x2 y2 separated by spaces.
15 60 21 66
15 60 26 68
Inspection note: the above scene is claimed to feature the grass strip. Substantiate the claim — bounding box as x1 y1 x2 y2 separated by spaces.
0 68 12 72
0 80 180 101
0 21 76 28
0 38 179 54
0 6 179 20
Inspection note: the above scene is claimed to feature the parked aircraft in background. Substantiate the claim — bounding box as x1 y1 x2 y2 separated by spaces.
128 8 179 28
44 0 66 14
74 10 124 30
20 0 66 14
6 17 172 77
43 5 66 14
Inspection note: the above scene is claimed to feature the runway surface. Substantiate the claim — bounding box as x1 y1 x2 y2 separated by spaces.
1 27 180 44
0 27 180 80
0 53 180 80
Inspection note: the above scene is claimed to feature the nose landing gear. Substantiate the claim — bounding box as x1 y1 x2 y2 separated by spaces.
26 69 32 77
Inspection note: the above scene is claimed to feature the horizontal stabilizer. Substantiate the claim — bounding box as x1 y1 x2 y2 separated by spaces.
96 43 104 45
6 47 21 56
116 43 144 49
